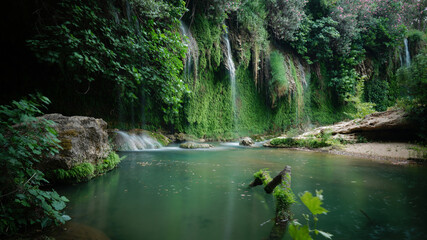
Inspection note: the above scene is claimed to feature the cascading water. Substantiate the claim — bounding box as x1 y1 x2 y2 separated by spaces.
224 29 237 125
179 21 198 79
404 38 411 67
114 131 162 151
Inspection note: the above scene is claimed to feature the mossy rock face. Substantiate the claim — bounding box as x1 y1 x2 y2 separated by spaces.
179 142 213 149
40 114 111 170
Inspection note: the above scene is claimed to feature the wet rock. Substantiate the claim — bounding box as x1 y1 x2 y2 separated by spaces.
240 137 255 146
39 114 110 170
179 142 213 149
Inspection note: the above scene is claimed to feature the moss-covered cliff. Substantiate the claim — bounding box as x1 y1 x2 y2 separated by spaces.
1 0 425 139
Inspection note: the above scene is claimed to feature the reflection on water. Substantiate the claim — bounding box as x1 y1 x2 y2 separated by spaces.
57 148 427 240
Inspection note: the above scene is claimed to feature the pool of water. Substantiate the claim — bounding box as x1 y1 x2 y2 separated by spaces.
57 145 427 240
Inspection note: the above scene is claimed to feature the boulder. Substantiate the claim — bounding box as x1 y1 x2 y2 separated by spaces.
299 110 415 142
240 137 255 146
179 142 213 149
40 114 111 170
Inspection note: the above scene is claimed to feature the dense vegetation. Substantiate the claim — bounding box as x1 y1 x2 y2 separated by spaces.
2 0 426 138
0 0 426 236
0 95 69 234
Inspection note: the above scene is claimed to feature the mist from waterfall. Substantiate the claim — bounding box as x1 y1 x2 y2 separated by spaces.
114 131 162 151
180 21 198 79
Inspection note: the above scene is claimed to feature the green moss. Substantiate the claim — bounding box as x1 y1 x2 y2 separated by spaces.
147 132 170 146
252 169 295 211
269 137 331 148
53 162 95 183
307 64 349 125
95 152 123 174
270 51 289 103
58 138 73 151
50 152 123 183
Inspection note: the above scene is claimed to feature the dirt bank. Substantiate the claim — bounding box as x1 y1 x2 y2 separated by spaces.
327 142 425 165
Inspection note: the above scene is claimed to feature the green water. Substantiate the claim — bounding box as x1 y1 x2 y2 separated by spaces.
58 146 427 240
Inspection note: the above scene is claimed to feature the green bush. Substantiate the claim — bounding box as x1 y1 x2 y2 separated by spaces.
0 94 70 235
397 48 427 140
269 137 331 148
345 76 376 119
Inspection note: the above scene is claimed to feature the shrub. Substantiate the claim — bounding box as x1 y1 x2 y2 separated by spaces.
269 137 331 148
0 94 70 235
266 0 308 41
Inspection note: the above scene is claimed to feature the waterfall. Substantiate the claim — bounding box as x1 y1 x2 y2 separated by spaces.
180 21 198 79
404 38 411 67
224 29 237 125
114 131 162 151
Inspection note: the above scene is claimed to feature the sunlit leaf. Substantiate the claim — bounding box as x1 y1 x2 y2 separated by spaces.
300 191 328 215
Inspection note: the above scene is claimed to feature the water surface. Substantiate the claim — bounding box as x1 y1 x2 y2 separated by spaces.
58 146 427 240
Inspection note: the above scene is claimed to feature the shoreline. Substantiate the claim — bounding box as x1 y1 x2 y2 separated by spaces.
269 142 426 165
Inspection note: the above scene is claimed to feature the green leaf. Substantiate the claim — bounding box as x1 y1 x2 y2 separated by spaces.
316 230 333 239
41 217 50 229
289 223 313 240
299 191 328 215
52 200 66 211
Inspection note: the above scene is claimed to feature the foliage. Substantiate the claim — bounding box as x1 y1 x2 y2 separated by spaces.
52 152 123 183
265 0 308 41
27 0 188 125
289 190 333 240
345 76 376 118
269 137 331 149
236 0 269 72
397 48 427 140
53 163 95 183
236 0 268 48
269 51 289 105
0 94 70 235
253 169 296 210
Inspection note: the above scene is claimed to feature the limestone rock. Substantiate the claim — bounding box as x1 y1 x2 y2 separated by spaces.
40 114 111 170
179 142 213 149
299 110 414 142
240 137 255 146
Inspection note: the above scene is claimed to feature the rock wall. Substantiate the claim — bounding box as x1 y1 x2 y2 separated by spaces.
40 114 111 170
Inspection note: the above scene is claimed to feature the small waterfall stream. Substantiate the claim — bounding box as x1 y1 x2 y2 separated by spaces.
114 131 162 151
224 29 237 126
180 21 198 79
404 38 411 67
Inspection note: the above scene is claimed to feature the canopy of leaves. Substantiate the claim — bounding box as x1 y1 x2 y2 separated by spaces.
28 0 188 125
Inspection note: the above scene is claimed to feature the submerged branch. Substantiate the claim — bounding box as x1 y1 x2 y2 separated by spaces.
249 166 294 240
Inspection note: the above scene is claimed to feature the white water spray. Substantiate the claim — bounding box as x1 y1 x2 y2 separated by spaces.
180 21 198 79
114 131 162 151
224 29 237 125
403 38 411 67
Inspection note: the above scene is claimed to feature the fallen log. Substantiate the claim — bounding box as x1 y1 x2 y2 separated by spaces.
250 166 294 240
